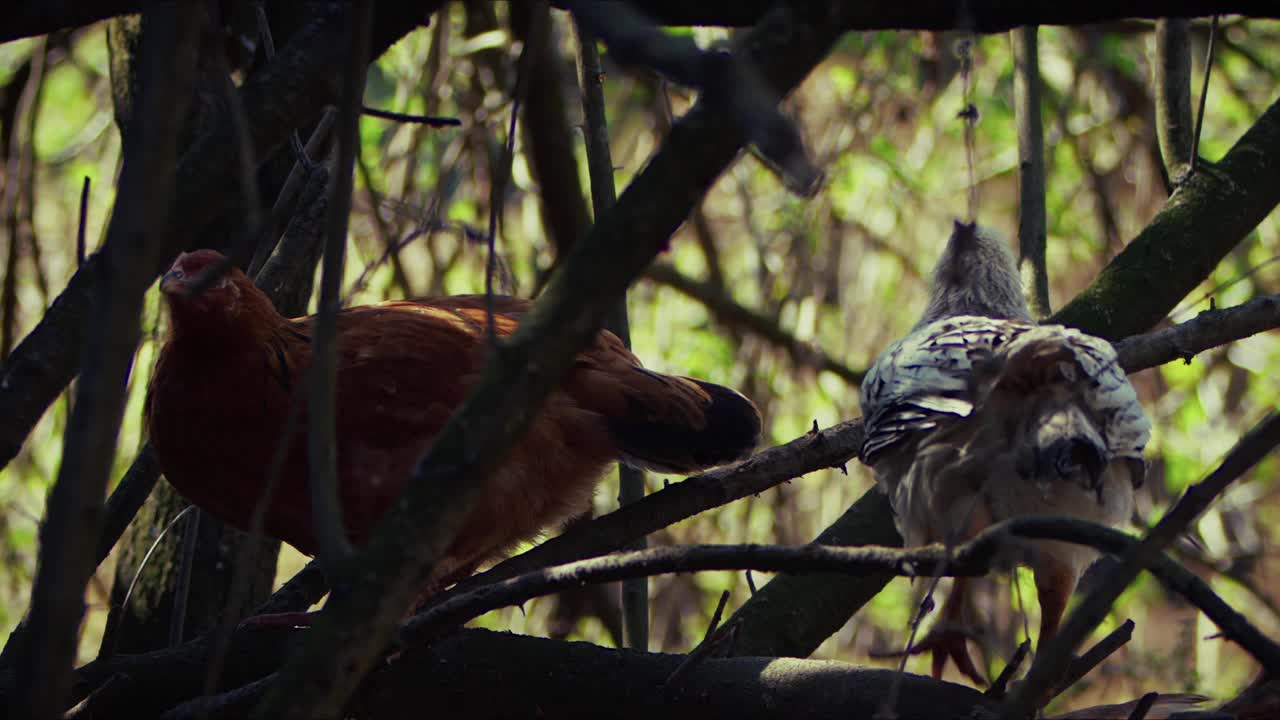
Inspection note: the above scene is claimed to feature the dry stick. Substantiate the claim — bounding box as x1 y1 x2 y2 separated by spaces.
575 12 649 652
168 506 200 648
306 1 373 570
1011 25 1050 319
1190 16 1219 176
1126 692 1160 720
360 105 460 126
76 176 89 266
644 263 866 385
13 8 203 719
1001 411 1280 719
663 590 732 687
246 106 337 277
483 12 535 347
1048 618 1134 703
986 640 1031 700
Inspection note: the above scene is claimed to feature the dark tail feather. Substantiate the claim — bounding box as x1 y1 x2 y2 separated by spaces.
607 378 762 474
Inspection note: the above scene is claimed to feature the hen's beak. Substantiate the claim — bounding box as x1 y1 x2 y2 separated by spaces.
159 271 186 295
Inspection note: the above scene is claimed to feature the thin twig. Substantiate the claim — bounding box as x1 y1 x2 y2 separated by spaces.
575 7 649 653
115 505 196 647
306 1 373 570
663 590 732 687
246 106 338 277
360 105 460 127
483 9 535 347
168 507 201 648
986 640 1031 699
957 35 979 223
76 176 89 266
1126 691 1159 720
1049 618 1135 702
646 263 867 385
1190 16 1219 175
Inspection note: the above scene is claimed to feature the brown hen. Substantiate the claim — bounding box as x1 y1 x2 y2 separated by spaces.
146 250 762 603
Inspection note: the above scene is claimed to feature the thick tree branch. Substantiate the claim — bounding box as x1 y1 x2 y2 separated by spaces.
0 1 435 474
1051 91 1280 340
358 629 1001 720
254 5 835 715
553 1 1280 30
7 1 1279 44
645 263 866 385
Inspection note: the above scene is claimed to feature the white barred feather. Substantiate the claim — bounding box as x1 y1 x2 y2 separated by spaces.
859 315 1150 466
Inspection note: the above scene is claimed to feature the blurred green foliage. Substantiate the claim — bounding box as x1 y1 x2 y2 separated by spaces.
0 8 1276 711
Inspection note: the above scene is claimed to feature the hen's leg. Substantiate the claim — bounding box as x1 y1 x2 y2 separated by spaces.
1030 555 1080 706
1033 556 1076 646
909 576 987 686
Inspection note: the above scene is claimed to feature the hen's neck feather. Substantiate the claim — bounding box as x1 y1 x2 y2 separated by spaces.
166 276 286 349
915 224 1033 329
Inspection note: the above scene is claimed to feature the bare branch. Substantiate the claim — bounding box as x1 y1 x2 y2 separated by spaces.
360 105 460 127
645 263 866 385
1050 619 1135 701
1114 294 1280 373
1190 16 1220 176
